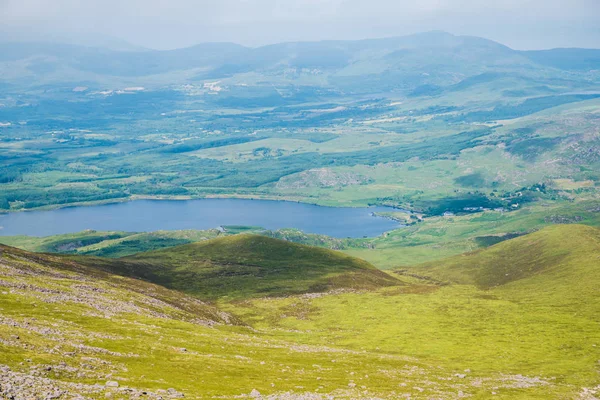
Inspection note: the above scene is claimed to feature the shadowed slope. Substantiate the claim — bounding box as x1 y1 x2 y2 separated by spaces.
77 234 401 300
0 243 236 325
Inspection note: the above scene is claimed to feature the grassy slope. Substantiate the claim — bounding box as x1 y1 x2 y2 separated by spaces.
71 229 224 258
0 244 234 325
0 243 451 399
77 234 401 300
0 227 360 259
1 226 600 398
222 225 600 398
410 224 600 316
344 199 600 268
0 231 132 254
0 229 224 258
410 224 597 286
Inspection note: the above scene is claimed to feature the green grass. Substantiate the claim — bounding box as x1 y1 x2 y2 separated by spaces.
0 226 367 258
344 199 600 268
70 229 225 258
1 225 600 398
410 224 600 316
0 230 132 254
77 234 401 300
221 225 600 397
1 243 434 398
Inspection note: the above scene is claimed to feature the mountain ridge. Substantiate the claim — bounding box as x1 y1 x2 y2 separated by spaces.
6 30 599 54
2 31 598 82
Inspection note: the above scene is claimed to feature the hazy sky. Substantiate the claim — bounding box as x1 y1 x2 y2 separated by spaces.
1 0 599 50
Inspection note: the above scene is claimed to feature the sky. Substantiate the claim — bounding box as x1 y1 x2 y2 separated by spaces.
1 0 599 50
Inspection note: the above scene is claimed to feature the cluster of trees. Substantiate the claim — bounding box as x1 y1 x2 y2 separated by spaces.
0 188 127 210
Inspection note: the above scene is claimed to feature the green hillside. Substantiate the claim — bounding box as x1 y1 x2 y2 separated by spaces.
0 227 359 258
409 224 600 318
1 227 600 398
221 225 600 398
411 224 600 289
78 234 401 299
0 243 236 326
0 230 133 254
346 199 600 268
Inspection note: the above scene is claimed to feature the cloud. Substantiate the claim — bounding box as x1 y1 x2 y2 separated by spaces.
1 0 598 49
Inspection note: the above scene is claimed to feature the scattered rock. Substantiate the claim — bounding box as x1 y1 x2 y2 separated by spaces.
0 362 169 399
276 168 371 189
544 215 583 224
167 388 185 398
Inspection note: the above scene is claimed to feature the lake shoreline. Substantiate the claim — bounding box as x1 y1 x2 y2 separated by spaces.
0 193 410 215
0 197 405 238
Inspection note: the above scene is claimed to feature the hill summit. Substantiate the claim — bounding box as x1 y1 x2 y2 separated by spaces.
79 234 400 299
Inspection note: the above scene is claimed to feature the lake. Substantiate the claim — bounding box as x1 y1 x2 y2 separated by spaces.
0 199 403 238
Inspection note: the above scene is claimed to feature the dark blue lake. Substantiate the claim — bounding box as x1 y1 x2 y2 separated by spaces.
0 199 402 238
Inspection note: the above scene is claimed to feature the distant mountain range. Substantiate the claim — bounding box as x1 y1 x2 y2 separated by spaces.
1 31 599 90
